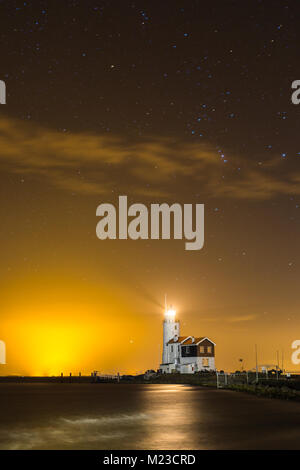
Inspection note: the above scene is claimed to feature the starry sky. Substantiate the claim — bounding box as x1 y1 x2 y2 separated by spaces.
0 0 299 375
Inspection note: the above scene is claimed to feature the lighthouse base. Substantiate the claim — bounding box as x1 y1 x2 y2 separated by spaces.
160 363 197 374
160 356 216 374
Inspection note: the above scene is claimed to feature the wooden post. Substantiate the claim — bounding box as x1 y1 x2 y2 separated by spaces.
255 344 258 383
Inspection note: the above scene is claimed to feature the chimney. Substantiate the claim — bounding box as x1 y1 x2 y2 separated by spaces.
192 336 195 343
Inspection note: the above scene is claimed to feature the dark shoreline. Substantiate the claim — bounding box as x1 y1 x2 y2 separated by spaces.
2 374 300 402
0 373 217 386
0 375 95 384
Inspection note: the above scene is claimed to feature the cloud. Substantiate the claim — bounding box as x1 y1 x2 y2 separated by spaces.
198 313 259 323
226 314 258 323
0 116 298 200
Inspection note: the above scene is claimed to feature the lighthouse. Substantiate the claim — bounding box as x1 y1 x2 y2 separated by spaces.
160 301 216 374
162 306 180 364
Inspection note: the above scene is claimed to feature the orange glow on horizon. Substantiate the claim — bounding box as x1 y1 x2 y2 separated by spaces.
0 272 153 376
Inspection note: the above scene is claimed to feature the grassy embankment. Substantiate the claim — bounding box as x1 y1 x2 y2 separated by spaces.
227 381 300 401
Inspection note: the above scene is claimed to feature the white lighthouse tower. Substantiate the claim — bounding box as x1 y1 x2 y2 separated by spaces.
162 301 180 364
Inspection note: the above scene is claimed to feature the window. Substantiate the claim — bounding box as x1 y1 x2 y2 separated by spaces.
203 358 209 367
171 345 173 353
182 345 197 357
207 346 212 353
175 325 177 330
199 346 205 353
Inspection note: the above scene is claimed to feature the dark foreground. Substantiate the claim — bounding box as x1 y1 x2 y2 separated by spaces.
0 383 300 450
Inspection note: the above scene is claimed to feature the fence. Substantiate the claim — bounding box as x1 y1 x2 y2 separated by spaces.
92 372 120 382
216 371 300 389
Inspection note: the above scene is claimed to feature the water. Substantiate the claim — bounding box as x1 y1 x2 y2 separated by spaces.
1 383 300 449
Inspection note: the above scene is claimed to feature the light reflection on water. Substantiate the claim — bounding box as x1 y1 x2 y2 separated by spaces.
140 384 201 449
1 413 148 450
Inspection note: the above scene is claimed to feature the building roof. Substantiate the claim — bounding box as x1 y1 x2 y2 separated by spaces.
167 336 189 344
167 335 216 346
183 337 205 345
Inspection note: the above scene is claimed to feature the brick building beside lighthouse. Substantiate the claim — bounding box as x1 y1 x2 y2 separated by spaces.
160 306 216 374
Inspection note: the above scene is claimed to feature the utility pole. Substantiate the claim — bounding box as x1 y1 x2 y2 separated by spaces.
281 350 284 375
255 344 258 383
276 350 279 380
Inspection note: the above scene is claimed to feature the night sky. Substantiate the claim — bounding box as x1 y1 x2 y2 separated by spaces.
0 0 299 375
